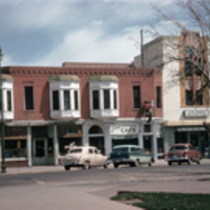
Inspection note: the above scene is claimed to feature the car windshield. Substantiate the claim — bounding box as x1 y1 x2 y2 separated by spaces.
69 149 82 153
113 147 129 152
169 146 188 151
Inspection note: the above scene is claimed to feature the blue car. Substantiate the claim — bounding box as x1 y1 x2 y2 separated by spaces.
108 145 153 168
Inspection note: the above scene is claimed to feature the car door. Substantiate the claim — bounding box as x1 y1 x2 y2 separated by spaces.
94 148 104 166
88 148 96 166
140 148 150 163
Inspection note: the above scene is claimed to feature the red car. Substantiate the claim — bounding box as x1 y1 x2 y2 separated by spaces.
165 143 201 166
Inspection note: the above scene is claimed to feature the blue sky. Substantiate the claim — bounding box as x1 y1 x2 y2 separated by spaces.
0 0 183 67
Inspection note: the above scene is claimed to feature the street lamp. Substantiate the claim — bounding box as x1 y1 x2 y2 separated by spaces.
0 47 6 173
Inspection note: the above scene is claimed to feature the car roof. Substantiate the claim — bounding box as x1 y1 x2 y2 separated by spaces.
113 145 142 149
171 143 191 147
70 146 97 150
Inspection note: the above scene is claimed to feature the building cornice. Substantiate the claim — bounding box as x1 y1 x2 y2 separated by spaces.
2 66 161 78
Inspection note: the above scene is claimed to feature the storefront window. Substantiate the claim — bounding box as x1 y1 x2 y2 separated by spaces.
144 124 151 133
175 132 188 144
5 140 27 158
143 136 152 153
157 137 164 153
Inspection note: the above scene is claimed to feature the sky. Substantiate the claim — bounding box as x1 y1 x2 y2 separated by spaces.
0 0 185 67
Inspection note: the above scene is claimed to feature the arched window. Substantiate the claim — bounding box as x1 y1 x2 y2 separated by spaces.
89 126 103 134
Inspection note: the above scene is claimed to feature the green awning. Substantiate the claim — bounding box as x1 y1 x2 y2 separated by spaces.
48 75 80 82
88 75 119 82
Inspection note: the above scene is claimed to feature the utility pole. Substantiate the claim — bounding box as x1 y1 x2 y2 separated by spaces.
141 29 144 67
0 47 6 173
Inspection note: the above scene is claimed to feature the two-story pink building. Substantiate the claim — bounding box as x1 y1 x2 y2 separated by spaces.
1 62 163 167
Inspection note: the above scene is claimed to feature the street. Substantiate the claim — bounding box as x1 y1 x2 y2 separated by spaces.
0 161 210 210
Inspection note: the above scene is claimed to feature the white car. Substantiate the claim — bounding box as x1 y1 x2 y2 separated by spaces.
61 146 108 170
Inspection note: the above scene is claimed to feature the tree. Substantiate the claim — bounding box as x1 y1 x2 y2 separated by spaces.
143 0 210 134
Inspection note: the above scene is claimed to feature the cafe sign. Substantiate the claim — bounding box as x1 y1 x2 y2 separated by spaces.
110 124 138 135
183 110 209 118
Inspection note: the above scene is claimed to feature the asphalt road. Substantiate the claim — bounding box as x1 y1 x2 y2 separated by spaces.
0 161 210 210
0 161 209 188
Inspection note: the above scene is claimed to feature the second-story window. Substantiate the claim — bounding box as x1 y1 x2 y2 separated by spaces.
156 86 161 108
104 89 110 109
93 90 99 110
64 90 70 110
74 90 79 110
7 91 12 111
113 90 117 109
53 90 59 110
133 86 141 108
25 86 34 110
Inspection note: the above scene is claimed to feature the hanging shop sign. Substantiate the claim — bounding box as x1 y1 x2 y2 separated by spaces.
183 110 209 118
110 124 139 135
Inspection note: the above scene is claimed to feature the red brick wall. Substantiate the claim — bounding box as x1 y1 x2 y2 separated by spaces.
5 66 162 121
4 160 28 168
13 75 50 121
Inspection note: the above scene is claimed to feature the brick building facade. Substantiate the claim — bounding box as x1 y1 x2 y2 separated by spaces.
0 62 163 167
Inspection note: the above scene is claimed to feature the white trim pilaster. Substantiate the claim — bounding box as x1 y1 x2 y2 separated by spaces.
53 123 59 165
152 123 158 162
27 125 32 167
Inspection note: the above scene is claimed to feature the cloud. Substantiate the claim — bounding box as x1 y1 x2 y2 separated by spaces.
26 26 140 66
0 0 185 67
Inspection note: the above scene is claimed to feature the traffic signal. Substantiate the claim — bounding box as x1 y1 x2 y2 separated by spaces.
145 108 152 123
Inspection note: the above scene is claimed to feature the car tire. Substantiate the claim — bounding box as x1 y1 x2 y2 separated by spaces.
197 160 200 165
103 162 108 169
83 162 90 170
64 166 70 171
178 162 181 165
133 160 139 167
168 161 172 166
114 163 118 168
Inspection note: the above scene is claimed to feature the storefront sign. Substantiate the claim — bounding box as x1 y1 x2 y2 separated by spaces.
110 124 138 135
183 110 209 118
177 127 206 132
112 135 137 139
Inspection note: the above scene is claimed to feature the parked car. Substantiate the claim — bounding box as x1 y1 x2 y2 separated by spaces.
165 143 201 166
107 145 153 168
61 146 108 170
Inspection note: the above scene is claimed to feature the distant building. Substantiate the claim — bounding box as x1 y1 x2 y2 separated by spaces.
134 31 210 158
0 62 163 167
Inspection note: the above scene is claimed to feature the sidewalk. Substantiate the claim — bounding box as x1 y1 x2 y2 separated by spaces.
2 165 64 175
2 158 210 175
2 159 165 175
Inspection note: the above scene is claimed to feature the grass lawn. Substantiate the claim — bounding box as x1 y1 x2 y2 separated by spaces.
111 191 210 210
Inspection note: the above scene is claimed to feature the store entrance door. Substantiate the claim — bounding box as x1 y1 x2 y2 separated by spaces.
143 136 153 154
33 139 48 165
89 137 105 154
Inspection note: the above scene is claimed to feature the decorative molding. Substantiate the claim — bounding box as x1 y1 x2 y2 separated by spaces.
5 66 160 77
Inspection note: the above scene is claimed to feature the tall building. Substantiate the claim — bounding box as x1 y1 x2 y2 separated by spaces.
134 31 210 158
